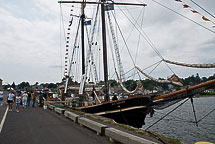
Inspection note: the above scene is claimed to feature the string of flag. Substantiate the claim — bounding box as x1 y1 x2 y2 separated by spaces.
64 8 74 78
174 0 215 25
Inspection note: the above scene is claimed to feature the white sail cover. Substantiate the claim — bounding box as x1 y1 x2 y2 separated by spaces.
163 59 215 68
116 71 144 94
135 66 183 87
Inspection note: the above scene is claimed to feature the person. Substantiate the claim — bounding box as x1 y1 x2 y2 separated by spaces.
32 92 36 107
39 92 43 107
43 92 47 109
15 93 22 112
7 89 15 111
112 94 118 101
22 91 28 108
27 92 32 108
0 89 3 106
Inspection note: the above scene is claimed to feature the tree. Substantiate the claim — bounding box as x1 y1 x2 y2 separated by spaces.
11 82 16 89
17 82 30 89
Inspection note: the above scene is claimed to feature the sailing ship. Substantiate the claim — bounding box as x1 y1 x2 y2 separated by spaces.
58 0 215 128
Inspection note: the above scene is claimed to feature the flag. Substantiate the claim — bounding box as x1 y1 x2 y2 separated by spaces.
84 20 91 25
69 17 73 27
105 3 114 11
175 0 182 2
191 10 198 13
202 16 210 21
183 4 189 8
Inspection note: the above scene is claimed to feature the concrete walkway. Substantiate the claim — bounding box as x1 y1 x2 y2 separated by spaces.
0 94 110 144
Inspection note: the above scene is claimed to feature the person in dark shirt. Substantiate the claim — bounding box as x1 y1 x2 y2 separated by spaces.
112 94 118 101
27 92 32 108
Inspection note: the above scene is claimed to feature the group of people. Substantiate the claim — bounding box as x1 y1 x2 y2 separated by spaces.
5 90 47 112
7 90 37 112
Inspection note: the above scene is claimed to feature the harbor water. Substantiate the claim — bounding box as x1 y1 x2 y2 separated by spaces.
142 97 215 144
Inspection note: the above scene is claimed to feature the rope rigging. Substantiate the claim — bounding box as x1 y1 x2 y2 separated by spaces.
136 66 183 86
149 0 215 34
163 59 215 68
145 98 190 130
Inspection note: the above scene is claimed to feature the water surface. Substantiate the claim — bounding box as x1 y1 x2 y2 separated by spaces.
142 97 215 144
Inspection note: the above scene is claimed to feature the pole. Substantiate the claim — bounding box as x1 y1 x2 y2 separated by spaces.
81 0 85 75
101 0 109 102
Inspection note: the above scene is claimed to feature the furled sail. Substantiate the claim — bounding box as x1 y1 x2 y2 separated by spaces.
135 66 183 86
116 71 144 94
163 59 215 68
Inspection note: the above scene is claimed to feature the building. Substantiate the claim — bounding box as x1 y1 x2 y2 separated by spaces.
0 78 2 90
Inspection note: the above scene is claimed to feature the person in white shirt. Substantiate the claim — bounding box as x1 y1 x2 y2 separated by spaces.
7 89 15 111
0 89 3 106
16 94 22 112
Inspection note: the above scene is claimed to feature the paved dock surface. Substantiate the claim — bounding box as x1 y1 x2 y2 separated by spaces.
0 93 110 144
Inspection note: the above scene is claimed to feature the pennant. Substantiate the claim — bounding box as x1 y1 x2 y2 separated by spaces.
191 10 198 13
183 4 189 8
202 16 210 21
84 20 91 25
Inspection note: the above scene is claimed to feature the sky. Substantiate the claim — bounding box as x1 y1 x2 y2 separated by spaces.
0 0 214 85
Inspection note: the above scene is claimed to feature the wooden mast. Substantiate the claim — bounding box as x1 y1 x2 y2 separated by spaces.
81 0 85 75
101 0 109 102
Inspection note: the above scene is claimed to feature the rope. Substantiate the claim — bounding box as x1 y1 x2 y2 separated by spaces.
190 0 215 19
197 107 215 123
118 6 164 60
190 97 198 127
145 98 189 130
110 10 136 67
126 60 162 79
133 7 145 79
150 0 215 34
59 3 63 78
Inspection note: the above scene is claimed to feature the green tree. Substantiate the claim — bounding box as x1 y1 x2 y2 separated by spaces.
17 82 30 89
11 82 16 89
